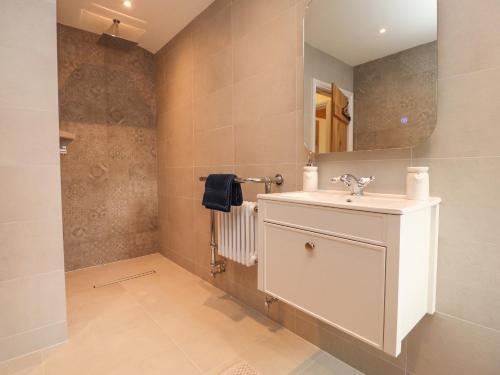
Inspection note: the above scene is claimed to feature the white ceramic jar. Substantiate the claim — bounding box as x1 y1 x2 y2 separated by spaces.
303 166 318 192
406 166 429 200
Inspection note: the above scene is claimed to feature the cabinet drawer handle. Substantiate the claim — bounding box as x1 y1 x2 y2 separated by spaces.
305 241 315 251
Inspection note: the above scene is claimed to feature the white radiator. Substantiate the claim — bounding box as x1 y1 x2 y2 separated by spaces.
217 201 258 266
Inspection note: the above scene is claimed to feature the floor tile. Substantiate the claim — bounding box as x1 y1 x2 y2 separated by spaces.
1 253 362 375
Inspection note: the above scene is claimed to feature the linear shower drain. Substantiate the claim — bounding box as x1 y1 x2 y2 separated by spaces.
92 270 156 288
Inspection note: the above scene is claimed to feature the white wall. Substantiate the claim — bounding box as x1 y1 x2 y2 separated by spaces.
0 0 67 362
303 43 353 151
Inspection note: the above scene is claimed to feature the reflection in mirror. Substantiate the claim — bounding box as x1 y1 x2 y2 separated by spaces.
304 0 437 154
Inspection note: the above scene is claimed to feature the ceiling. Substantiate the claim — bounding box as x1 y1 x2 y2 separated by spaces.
57 0 215 53
305 0 437 66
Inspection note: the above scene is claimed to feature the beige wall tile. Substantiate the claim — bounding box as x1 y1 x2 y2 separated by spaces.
235 111 297 165
159 132 194 167
316 148 411 163
194 126 234 166
407 313 500 375
0 108 59 166
160 167 194 199
0 321 67 363
304 352 364 375
194 47 233 99
0 271 66 338
166 197 195 262
233 6 296 83
156 34 194 85
317 159 411 194
0 44 58 112
0 165 63 223
296 56 304 110
295 314 361 371
233 64 296 124
193 3 231 61
231 0 297 41
0 0 56 54
160 249 197 274
414 68 500 158
158 218 169 254
191 0 232 30
438 0 500 78
156 25 193 57
0 351 43 375
358 351 405 375
420 157 500 245
0 219 64 282
0 0 66 362
157 68 193 114
193 86 232 132
268 300 297 332
436 238 500 331
158 104 193 141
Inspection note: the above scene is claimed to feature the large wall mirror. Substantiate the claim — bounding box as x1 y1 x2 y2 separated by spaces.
304 0 437 153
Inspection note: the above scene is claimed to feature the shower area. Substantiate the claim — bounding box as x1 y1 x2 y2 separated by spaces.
57 24 158 270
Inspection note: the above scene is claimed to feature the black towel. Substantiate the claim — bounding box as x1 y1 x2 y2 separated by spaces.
202 174 243 212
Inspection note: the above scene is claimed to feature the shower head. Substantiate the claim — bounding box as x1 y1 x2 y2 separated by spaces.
97 19 138 50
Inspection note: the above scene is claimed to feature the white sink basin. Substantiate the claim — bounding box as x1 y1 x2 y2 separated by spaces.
257 190 441 214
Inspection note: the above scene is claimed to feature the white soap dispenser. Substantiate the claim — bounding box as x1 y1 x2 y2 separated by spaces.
406 166 430 200
303 152 318 192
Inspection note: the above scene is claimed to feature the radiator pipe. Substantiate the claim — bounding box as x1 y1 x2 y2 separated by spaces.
209 210 225 277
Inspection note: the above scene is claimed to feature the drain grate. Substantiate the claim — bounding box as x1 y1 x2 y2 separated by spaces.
93 270 156 288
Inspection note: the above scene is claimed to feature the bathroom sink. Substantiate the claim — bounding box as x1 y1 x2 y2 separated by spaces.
257 190 441 214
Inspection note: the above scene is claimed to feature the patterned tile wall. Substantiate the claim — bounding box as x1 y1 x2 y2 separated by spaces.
57 24 158 271
354 41 437 151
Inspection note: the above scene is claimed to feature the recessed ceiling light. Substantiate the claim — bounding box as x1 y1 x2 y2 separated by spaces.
379 28 387 34
123 0 132 8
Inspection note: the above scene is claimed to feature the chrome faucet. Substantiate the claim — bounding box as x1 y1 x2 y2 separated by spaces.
330 174 375 196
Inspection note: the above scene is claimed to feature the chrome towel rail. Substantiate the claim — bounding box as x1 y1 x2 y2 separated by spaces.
199 174 284 194
200 173 284 277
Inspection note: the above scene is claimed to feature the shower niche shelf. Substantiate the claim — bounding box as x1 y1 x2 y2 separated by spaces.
59 130 75 155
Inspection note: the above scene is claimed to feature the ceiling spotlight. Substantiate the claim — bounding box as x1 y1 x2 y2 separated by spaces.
123 0 132 8
379 28 387 34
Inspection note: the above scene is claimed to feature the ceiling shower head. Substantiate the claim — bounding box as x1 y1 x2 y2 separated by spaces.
97 19 138 50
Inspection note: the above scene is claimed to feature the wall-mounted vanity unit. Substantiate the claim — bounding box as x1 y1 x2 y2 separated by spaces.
257 191 440 356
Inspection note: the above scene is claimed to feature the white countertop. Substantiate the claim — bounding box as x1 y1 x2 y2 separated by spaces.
257 190 441 215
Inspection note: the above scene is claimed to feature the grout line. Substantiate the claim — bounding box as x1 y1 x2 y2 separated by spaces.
0 104 58 114
230 0 297 46
316 154 500 165
0 162 61 168
0 320 67 341
0 338 68 369
412 155 500 161
436 311 500 334
117 273 204 374
1 268 65 285
317 157 412 163
438 65 500 81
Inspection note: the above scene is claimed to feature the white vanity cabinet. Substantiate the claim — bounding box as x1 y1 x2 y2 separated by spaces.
257 191 440 356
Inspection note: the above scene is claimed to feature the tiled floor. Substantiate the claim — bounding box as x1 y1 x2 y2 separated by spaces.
0 254 363 375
